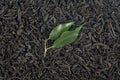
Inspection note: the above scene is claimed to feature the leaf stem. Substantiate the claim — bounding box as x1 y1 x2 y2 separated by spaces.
44 38 54 57
44 39 48 57
44 46 54 57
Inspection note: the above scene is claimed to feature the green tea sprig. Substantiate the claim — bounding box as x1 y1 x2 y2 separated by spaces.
44 22 86 57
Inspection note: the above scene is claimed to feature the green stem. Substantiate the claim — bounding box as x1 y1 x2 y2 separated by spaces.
44 39 48 51
44 46 54 57
44 39 54 57
44 39 48 57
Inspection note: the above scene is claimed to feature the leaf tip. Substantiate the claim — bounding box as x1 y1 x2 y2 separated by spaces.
66 21 74 26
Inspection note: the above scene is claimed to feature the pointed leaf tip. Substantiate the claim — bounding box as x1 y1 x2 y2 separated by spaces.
75 23 86 32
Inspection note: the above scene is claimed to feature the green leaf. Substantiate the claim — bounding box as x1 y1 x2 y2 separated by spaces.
52 25 83 48
48 22 74 40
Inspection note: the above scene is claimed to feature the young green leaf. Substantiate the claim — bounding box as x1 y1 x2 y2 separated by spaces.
52 25 83 48
48 22 74 40
44 22 86 57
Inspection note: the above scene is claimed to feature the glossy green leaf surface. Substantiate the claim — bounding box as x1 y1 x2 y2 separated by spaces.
52 25 83 48
48 22 74 40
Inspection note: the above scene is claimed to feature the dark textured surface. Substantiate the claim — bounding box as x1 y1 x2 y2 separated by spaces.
0 0 120 80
